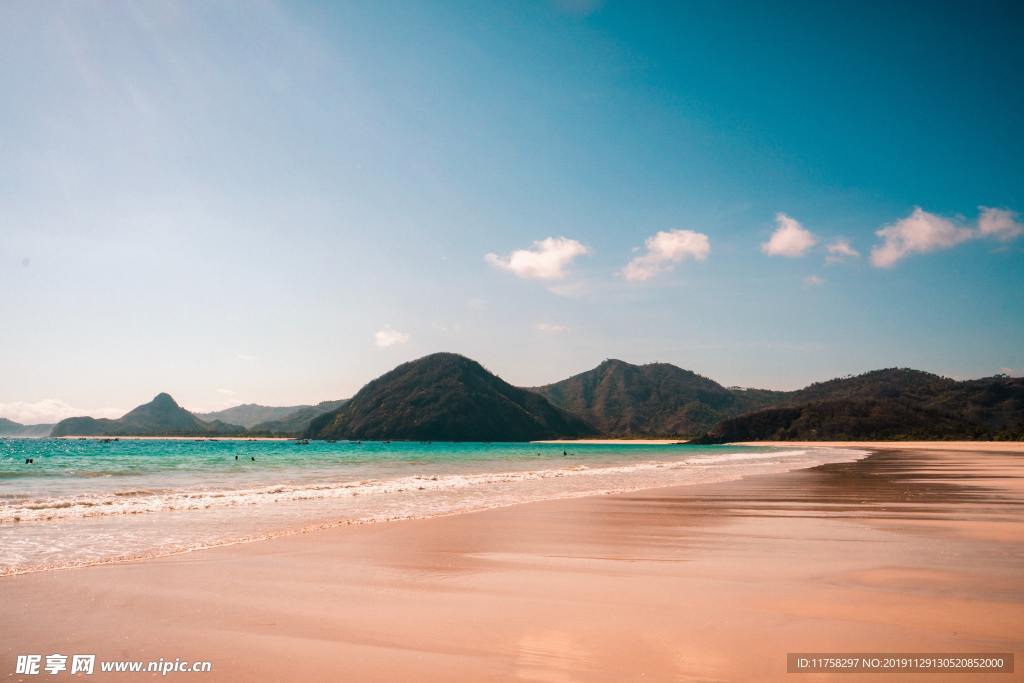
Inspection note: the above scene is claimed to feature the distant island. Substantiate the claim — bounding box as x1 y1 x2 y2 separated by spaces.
10 353 1020 442
49 393 245 438
0 418 54 438
47 394 348 439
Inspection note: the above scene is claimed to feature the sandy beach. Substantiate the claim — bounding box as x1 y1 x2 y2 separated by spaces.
2 443 1021 681
734 440 1024 453
4 1 1020 679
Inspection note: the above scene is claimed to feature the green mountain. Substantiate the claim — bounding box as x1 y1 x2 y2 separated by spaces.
532 359 782 437
195 403 311 429
251 399 349 435
0 418 54 438
50 393 244 437
694 370 1024 442
307 353 594 441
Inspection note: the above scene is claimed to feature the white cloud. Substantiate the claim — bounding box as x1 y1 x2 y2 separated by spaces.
374 326 410 348
216 388 235 395
0 399 124 425
870 206 1024 267
485 237 589 280
870 208 974 267
236 354 257 362
825 239 860 264
621 229 710 282
802 275 825 287
977 207 1023 242
535 322 570 333
761 213 817 257
1000 367 1023 378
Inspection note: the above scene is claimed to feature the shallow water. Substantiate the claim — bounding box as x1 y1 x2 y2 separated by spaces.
0 438 867 575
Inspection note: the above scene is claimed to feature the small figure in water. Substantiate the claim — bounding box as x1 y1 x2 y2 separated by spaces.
235 455 238 460
563 450 567 456
251 456 255 461
25 458 34 464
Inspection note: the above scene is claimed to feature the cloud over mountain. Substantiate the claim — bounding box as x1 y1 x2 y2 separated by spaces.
977 207 1023 242
375 326 410 348
870 208 973 267
0 399 124 425
869 206 1021 267
621 229 710 281
825 239 859 263
485 237 589 280
761 213 817 257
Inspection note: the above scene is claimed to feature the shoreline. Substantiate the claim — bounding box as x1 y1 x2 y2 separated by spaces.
0 443 1013 575
731 439 1024 452
30 436 1024 450
1 443 1021 680
1 444 867 577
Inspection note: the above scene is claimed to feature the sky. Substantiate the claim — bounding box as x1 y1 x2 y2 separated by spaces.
1 0 1023 423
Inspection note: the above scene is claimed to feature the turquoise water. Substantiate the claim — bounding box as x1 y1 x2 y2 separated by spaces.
2 438 712 481
0 438 866 575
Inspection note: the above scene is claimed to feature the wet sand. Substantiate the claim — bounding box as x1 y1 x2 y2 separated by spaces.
734 440 1024 453
1 446 1022 681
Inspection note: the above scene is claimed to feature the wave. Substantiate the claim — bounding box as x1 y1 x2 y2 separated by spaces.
0 447 870 576
0 448 861 525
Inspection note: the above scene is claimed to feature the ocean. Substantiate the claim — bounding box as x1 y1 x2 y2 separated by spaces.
0 438 867 575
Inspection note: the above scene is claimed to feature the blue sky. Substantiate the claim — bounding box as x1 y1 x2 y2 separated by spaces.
1 0 1022 422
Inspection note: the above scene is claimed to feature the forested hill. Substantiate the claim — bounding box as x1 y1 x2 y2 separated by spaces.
307 353 595 441
693 370 1024 442
533 359 781 437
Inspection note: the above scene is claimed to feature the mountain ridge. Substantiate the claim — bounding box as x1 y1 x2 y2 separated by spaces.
50 393 244 437
532 358 782 436
195 403 311 429
0 418 54 438
250 400 349 435
693 369 1024 442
